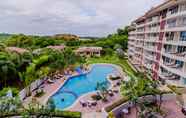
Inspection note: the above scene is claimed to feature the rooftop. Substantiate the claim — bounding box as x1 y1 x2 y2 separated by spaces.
76 47 102 52
6 47 29 54
46 45 65 51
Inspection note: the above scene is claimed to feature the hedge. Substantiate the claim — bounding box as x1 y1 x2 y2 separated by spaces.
0 110 81 118
105 97 128 112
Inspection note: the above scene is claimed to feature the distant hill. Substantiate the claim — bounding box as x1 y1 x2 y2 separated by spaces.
53 34 79 41
0 33 11 40
79 36 102 40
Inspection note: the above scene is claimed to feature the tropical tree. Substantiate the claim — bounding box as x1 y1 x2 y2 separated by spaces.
0 52 17 88
0 43 6 51
120 77 161 117
20 55 50 96
120 78 139 117
96 82 108 101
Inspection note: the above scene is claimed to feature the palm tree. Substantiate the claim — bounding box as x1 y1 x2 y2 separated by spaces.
121 78 140 117
0 52 17 88
0 43 6 51
120 77 161 117
19 55 49 96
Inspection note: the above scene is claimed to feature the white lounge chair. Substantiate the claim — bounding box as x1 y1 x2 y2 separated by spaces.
47 79 55 84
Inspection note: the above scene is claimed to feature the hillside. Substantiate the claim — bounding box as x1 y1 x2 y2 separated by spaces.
53 34 79 41
0 33 11 40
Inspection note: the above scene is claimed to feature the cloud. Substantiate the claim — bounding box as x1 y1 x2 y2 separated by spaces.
0 0 164 36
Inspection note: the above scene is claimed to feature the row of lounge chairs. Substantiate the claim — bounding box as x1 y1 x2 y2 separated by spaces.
46 74 66 84
79 100 97 107
53 74 64 80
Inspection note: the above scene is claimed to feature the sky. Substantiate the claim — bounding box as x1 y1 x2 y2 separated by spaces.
0 0 165 37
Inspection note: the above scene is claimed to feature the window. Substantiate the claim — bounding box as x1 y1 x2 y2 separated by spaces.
166 32 174 41
184 78 186 85
169 6 178 14
182 17 186 25
180 4 186 12
167 19 176 27
175 60 183 67
180 31 186 41
177 46 186 53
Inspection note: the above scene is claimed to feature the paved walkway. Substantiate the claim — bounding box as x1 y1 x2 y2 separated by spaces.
23 78 66 107
82 112 107 118
68 79 122 112
124 98 185 118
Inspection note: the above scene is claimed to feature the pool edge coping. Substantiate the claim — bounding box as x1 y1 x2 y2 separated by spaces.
43 63 125 110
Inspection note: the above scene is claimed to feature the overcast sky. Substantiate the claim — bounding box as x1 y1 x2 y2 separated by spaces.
0 0 164 37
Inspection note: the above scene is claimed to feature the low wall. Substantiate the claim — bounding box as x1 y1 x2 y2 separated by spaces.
19 78 46 101
111 93 175 117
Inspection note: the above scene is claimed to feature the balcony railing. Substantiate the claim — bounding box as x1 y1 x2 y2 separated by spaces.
144 63 153 70
146 27 160 32
160 62 186 78
166 7 186 19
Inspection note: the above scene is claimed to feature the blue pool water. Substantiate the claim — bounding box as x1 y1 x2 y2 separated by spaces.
50 64 116 109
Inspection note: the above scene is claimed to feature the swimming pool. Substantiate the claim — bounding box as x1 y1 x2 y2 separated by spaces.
50 64 117 109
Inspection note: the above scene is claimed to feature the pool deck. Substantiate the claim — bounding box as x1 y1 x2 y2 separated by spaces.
68 79 123 112
23 63 125 111
66 64 126 114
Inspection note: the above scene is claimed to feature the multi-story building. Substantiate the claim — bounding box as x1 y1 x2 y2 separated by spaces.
128 0 186 87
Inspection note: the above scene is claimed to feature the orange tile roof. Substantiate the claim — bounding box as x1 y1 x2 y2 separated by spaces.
6 47 29 54
46 45 65 50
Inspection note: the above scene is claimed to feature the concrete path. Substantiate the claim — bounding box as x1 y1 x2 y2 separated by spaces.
82 112 107 118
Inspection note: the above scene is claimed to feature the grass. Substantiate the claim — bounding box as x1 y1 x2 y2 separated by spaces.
86 54 139 79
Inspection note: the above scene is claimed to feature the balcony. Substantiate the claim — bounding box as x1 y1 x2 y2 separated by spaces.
160 61 186 78
144 54 155 61
128 36 136 39
143 45 156 52
163 39 186 46
159 71 180 81
136 23 145 28
166 8 186 20
165 20 186 32
162 49 186 62
146 17 160 25
160 73 186 87
129 31 137 35
144 37 159 42
146 27 160 33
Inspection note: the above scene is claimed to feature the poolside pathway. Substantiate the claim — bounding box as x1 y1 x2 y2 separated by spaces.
23 78 66 107
124 98 185 118
82 112 107 118
68 79 123 112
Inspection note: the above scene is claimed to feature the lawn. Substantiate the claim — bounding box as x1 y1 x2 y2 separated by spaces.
86 54 139 79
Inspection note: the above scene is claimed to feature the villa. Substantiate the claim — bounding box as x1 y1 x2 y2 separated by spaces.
6 47 29 54
128 0 186 87
46 45 66 51
75 47 102 57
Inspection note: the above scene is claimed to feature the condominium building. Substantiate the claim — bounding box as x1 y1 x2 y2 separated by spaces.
128 0 186 87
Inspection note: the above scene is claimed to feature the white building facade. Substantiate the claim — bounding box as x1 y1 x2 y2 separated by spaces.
128 0 186 87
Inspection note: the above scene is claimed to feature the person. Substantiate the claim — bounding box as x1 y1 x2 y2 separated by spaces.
61 98 64 102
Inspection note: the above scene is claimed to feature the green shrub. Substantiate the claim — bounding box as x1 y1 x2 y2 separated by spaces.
108 112 116 118
0 87 19 97
1 110 81 118
34 89 45 97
